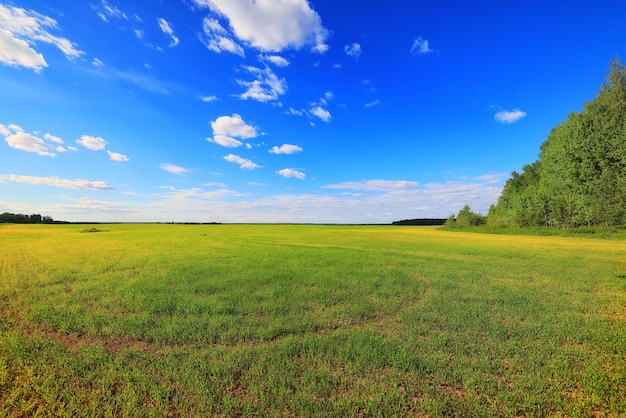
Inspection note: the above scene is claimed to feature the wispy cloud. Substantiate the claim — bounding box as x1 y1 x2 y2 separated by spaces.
157 17 179 47
259 54 290 67
200 17 244 56
160 163 190 175
94 0 127 22
345 42 361 59
107 150 129 162
1 174 113 190
323 180 420 191
411 36 433 55
0 4 84 72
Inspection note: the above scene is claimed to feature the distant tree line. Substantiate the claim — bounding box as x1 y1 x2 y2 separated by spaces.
488 57 626 228
392 218 447 226
0 212 54 224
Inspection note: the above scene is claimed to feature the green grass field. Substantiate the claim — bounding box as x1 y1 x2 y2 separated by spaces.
1 224 625 417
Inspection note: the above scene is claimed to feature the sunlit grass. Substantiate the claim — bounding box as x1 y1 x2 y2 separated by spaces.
1 223 625 416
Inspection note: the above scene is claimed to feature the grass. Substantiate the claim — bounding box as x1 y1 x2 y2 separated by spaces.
1 223 625 416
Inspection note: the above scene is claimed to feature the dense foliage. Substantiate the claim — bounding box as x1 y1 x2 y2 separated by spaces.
445 205 486 227
489 58 626 227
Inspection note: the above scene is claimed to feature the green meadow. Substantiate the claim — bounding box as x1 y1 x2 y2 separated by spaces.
1 224 625 417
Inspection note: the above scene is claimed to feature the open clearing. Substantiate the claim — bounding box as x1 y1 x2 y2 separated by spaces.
1 224 625 416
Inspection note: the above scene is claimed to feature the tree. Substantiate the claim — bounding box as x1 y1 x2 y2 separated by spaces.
489 56 626 227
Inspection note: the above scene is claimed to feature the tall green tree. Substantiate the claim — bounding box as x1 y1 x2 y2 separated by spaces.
489 57 626 227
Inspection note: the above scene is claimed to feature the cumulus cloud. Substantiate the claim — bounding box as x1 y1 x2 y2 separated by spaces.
270 144 303 155
411 36 433 55
192 0 329 53
157 17 179 47
201 17 244 56
277 168 305 180
236 65 286 102
0 124 10 136
0 4 84 72
494 108 527 124
107 150 129 162
311 106 331 122
207 114 257 148
365 100 381 108
77 135 108 151
201 95 218 102
5 132 55 156
224 153 262 170
2 174 113 190
345 42 361 59
160 163 190 175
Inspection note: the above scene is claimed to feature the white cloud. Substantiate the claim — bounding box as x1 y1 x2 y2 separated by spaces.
56 145 77 153
2 174 113 190
44 133 63 144
0 28 47 72
224 154 262 170
311 106 331 122
201 95 218 102
259 54 290 67
107 150 129 162
201 17 244 56
192 0 329 53
345 42 361 59
207 114 257 149
286 107 305 116
473 173 509 185
323 180 420 191
157 17 179 47
95 1 128 22
5 132 55 156
0 4 84 72
92 58 104 67
270 144 303 155
8 124 23 132
0 124 10 136
277 168 305 180
237 65 286 102
208 135 243 148
77 135 108 151
365 100 381 108
494 109 527 124
411 37 433 55
160 163 190 175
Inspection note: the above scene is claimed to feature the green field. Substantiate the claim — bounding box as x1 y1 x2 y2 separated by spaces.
1 224 625 416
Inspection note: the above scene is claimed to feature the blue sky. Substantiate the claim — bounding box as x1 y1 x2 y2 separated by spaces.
1 0 625 223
